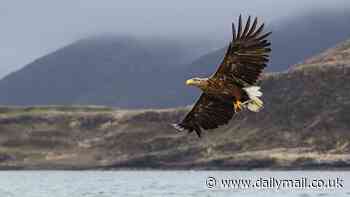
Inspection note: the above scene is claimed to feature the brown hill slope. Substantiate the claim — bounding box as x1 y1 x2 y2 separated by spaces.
293 39 350 70
1 40 350 170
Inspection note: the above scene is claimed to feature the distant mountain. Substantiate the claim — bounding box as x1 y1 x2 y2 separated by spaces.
0 36 197 108
1 9 350 108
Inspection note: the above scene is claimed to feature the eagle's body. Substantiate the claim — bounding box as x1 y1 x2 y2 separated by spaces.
173 15 271 137
191 77 246 100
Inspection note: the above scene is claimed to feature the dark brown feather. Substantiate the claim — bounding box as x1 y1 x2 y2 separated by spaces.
212 16 271 85
237 15 243 39
232 23 236 40
172 94 235 137
246 17 258 37
242 16 251 38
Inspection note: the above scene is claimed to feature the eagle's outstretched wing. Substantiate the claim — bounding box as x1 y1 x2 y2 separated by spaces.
212 15 271 86
172 94 234 137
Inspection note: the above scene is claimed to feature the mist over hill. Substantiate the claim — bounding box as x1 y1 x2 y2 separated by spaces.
185 9 350 73
0 36 199 108
270 9 350 70
0 9 350 108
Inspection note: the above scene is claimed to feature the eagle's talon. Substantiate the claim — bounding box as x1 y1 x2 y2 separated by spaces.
234 100 242 112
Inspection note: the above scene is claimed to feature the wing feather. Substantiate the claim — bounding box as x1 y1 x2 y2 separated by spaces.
242 16 251 38
172 94 234 137
212 16 271 85
237 15 243 39
246 17 258 37
232 23 236 40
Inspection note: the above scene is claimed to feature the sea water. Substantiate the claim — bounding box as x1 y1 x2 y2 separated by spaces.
0 170 348 197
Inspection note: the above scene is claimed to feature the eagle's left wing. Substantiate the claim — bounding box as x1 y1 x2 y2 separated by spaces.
212 15 271 86
172 94 234 137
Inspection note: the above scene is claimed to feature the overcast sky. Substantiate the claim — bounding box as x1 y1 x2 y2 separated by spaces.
0 0 349 78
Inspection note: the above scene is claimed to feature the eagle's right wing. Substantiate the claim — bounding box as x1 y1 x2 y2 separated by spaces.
172 94 235 137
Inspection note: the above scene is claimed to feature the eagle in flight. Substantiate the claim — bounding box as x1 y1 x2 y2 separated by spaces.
173 15 271 137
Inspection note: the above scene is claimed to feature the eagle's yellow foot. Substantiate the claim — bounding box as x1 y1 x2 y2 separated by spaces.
233 100 242 112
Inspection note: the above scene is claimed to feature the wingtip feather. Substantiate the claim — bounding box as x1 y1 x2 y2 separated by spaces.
232 22 236 40
242 15 251 38
237 15 242 39
171 123 185 132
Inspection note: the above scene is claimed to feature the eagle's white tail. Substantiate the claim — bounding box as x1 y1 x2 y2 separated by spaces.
243 86 263 112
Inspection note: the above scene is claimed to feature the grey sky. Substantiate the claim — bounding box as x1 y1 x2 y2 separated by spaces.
0 0 349 78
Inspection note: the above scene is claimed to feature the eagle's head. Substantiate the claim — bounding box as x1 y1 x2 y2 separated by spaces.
186 77 208 89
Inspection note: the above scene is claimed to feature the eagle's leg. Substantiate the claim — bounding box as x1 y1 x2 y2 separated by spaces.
233 100 242 112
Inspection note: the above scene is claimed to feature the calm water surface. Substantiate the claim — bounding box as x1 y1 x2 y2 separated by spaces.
0 171 349 197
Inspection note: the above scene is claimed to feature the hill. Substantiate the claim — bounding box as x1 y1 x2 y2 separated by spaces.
0 39 350 170
0 9 350 108
0 36 196 108
293 39 350 70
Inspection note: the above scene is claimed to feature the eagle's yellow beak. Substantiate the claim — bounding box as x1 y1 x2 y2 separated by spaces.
186 79 195 86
